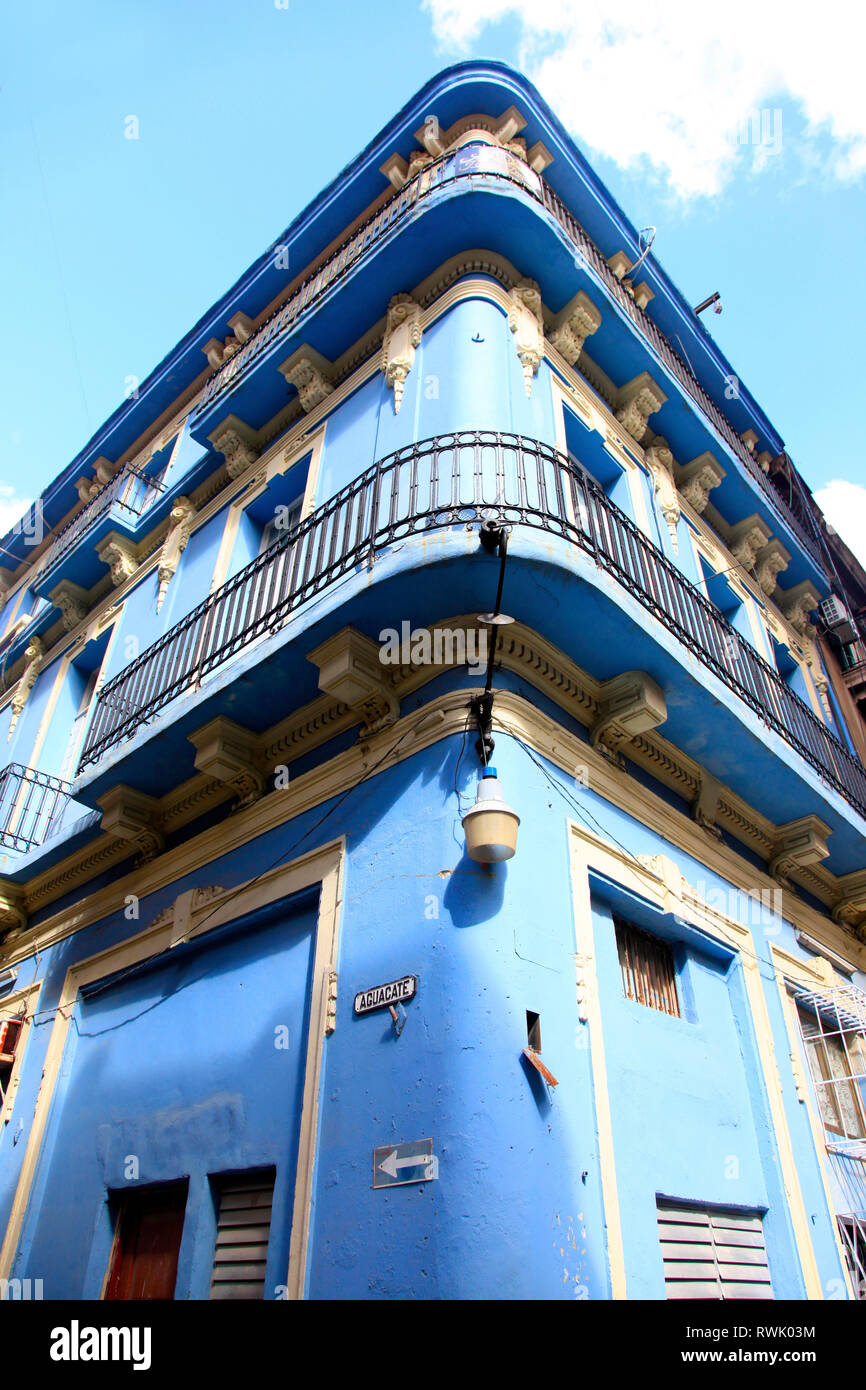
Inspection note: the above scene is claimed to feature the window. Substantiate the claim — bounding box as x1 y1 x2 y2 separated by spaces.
615 915 680 1017
563 405 634 515
104 1182 188 1301
209 1170 275 1300
259 497 301 555
797 1002 866 1141
657 1200 773 1300
59 669 99 782
0 1015 24 1116
838 1218 866 1300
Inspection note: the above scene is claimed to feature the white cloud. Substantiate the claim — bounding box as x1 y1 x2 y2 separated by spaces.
814 479 866 571
422 0 866 198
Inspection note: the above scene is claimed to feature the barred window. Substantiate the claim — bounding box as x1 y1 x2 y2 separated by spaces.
796 1000 866 1141
615 916 680 1018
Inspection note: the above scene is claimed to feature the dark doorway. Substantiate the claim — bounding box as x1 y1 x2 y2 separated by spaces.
104 1181 189 1300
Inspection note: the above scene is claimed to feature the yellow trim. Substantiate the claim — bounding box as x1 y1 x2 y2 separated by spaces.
567 832 628 1298
0 839 344 1297
5 679 864 974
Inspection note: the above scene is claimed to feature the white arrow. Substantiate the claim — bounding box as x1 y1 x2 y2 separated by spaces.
378 1149 432 1179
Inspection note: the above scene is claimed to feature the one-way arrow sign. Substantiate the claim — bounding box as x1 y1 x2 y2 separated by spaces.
372 1138 437 1187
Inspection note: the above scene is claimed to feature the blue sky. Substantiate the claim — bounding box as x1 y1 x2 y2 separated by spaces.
3 0 864 558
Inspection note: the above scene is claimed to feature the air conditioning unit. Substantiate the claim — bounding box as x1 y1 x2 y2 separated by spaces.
819 596 858 645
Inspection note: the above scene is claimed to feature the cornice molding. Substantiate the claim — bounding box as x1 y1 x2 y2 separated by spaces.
3 618 864 965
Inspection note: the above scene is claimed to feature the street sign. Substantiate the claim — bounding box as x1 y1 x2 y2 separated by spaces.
354 975 417 1016
372 1138 437 1188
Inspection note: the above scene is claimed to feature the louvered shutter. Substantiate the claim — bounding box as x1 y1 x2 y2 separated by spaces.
657 1201 773 1300
209 1172 275 1300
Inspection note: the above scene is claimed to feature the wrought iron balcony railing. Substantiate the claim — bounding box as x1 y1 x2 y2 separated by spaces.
38 465 164 581
77 432 866 820
194 141 824 568
0 763 71 853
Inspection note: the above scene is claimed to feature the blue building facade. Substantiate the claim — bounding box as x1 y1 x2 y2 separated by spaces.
0 62 865 1301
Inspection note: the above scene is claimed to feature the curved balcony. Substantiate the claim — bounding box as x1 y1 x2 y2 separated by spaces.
192 141 824 570
77 432 866 824
34 464 164 597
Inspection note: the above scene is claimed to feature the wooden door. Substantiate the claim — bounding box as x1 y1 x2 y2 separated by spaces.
105 1183 188 1300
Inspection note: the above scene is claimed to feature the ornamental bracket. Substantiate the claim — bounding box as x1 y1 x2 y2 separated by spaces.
590 670 667 756
188 717 266 809
307 627 399 737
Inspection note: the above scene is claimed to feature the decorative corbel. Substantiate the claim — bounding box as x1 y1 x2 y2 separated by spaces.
740 429 759 454
803 640 833 720
690 771 724 838
548 290 602 367
227 311 255 344
307 627 399 737
728 515 772 572
188 716 266 809
76 476 101 504
9 637 43 737
769 815 831 885
203 315 254 370
381 295 422 414
92 456 118 487
779 580 821 637
413 117 446 156
279 345 336 414
507 280 545 398
753 539 790 596
493 105 528 145
203 338 227 369
644 437 680 550
832 868 866 940
607 251 633 281
97 785 164 864
208 416 260 479
526 141 554 173
379 153 410 189
590 670 667 756
675 452 726 514
97 532 139 588
0 883 27 939
49 580 90 632
631 283 654 311
614 372 667 444
156 497 196 614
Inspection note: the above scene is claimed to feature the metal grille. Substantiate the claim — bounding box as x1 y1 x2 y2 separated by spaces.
657 1201 773 1300
209 1172 275 1301
793 982 866 1298
615 916 680 1017
837 1213 866 1299
0 762 71 852
77 433 866 823
193 140 823 566
795 986 866 1141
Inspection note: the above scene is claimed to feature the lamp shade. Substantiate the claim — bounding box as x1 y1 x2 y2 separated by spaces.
462 767 520 863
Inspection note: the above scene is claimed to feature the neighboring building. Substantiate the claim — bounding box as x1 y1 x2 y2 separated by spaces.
0 61 865 1301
